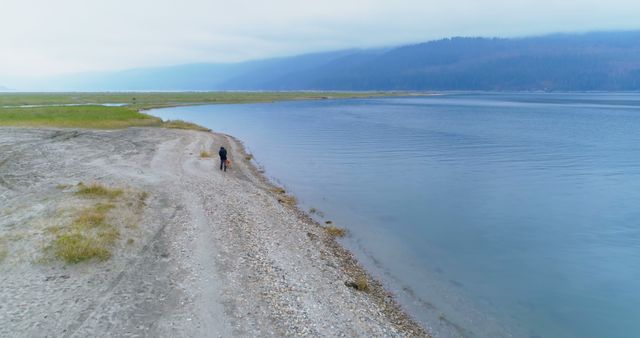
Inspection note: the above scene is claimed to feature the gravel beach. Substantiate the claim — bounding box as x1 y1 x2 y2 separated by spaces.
0 127 427 337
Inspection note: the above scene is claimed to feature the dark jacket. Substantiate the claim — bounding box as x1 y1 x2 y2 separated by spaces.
218 147 227 160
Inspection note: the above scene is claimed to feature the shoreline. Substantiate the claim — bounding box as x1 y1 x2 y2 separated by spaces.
223 132 429 335
0 126 428 336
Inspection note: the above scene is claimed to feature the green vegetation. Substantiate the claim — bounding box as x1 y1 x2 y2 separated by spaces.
0 91 395 109
0 105 160 129
52 232 113 263
0 91 397 129
162 119 211 131
46 182 144 263
76 182 123 198
50 204 120 263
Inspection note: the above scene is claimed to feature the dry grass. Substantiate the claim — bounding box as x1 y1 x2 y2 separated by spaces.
277 195 297 206
76 182 123 199
345 275 369 292
271 187 286 194
355 276 370 292
138 191 149 206
162 120 211 132
200 150 211 158
271 186 297 205
325 225 347 237
51 233 112 263
46 182 145 264
73 210 107 228
0 239 7 263
50 202 120 263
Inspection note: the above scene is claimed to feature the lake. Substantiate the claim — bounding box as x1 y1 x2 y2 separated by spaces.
151 93 640 338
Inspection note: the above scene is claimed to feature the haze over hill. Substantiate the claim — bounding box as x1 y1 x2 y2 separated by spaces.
19 31 640 91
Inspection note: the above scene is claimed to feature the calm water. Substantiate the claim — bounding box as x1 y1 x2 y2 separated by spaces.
152 93 640 338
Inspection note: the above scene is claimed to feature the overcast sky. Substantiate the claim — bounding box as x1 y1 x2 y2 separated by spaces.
1 0 640 79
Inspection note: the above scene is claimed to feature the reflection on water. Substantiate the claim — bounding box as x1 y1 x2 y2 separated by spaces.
151 93 640 338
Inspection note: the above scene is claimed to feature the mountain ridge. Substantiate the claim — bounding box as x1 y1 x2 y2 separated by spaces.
16 31 640 91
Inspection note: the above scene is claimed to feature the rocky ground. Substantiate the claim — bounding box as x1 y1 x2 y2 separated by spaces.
0 127 427 337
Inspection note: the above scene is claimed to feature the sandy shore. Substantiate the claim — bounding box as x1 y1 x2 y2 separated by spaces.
0 127 427 337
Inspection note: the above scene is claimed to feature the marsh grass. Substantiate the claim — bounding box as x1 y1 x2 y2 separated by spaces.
162 120 211 132
0 105 161 129
0 92 397 108
325 225 347 237
0 92 401 130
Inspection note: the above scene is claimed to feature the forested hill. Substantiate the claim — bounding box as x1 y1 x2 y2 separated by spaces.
24 31 640 91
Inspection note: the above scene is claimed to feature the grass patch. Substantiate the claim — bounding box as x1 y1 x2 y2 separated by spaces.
45 182 143 264
76 182 123 199
355 276 369 292
325 225 347 237
345 275 369 292
162 119 211 132
50 203 120 263
51 233 112 263
73 209 107 228
245 154 253 161
0 105 161 129
200 150 211 158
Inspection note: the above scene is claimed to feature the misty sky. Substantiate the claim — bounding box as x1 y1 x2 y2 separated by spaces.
1 0 640 79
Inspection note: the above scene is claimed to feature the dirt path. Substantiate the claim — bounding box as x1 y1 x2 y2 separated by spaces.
0 127 427 337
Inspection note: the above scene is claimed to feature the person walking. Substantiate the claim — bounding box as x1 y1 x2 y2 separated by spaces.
218 146 228 172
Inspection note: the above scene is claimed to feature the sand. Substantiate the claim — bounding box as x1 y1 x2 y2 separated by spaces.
0 127 427 337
